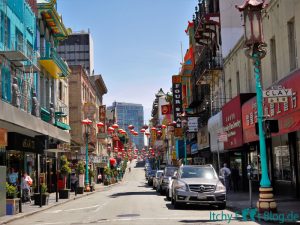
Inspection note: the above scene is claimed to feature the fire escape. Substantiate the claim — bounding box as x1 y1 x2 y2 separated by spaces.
191 0 222 128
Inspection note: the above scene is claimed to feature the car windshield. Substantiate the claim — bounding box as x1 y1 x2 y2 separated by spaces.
156 171 163 177
180 167 217 179
165 167 177 176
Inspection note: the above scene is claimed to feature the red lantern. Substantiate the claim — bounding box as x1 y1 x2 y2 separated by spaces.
161 124 166 129
109 158 117 166
82 118 92 125
151 127 156 131
133 131 138 136
142 125 149 130
112 123 119 129
96 122 104 127
128 124 134 130
145 132 150 137
108 127 114 132
140 128 145 133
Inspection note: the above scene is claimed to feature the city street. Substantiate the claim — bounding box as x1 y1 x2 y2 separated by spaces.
6 161 260 225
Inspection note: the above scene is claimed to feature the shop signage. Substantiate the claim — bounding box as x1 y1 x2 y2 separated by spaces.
218 132 228 142
98 105 106 134
197 127 209 150
242 69 300 143
0 128 7 147
172 75 183 134
222 94 255 149
7 133 37 153
188 117 199 132
191 143 198 154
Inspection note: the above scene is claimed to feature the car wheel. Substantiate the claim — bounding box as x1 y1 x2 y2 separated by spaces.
217 202 226 210
173 197 182 209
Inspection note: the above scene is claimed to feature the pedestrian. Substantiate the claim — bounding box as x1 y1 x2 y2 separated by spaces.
220 163 231 192
8 168 18 186
231 164 240 192
128 167 131 173
70 172 78 192
21 172 32 203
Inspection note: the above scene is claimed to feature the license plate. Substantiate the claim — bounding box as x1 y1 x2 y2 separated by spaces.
197 193 206 200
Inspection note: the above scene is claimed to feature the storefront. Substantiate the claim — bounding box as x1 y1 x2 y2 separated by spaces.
242 69 300 198
6 133 41 188
222 94 255 191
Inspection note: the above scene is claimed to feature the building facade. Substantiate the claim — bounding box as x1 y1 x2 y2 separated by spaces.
0 0 71 194
57 31 94 75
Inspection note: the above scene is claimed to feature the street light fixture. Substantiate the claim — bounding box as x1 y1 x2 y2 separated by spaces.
237 0 277 212
81 118 92 191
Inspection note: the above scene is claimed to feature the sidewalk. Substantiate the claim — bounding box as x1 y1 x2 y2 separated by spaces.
226 191 300 223
0 183 117 225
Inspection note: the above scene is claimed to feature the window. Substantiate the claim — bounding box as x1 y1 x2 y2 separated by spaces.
236 71 240 94
59 81 62 100
270 37 278 82
288 18 297 71
228 79 232 100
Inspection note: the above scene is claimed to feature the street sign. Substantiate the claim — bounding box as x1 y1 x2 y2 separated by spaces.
188 117 199 132
263 89 292 97
267 97 288 103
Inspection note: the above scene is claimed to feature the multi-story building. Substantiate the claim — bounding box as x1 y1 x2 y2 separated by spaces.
0 0 71 193
108 102 144 150
220 0 300 197
57 31 94 75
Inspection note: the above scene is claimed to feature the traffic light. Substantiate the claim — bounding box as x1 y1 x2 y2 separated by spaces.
255 119 279 135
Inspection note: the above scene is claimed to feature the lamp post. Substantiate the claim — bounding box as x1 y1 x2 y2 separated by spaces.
237 0 277 212
82 118 92 191
180 113 188 165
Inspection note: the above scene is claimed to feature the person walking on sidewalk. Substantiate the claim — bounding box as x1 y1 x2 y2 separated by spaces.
220 163 231 192
21 172 32 203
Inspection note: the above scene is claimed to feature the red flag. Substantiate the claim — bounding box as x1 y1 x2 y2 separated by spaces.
161 104 172 115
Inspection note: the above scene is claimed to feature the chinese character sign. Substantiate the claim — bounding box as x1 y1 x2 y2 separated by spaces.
99 105 106 133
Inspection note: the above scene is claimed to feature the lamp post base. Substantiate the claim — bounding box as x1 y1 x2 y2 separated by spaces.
256 187 277 213
84 184 90 192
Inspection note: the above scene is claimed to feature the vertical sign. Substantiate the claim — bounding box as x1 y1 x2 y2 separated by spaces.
172 75 183 137
99 105 106 134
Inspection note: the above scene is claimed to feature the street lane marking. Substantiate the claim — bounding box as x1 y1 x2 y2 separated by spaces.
44 205 100 213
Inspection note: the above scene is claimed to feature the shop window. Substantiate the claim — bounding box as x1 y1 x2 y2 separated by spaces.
272 135 292 181
249 149 260 181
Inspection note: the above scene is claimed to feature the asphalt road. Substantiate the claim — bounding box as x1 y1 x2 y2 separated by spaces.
7 161 261 225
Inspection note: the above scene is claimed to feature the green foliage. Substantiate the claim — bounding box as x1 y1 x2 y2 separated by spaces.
76 161 85 174
41 183 48 193
104 167 111 176
89 169 95 178
60 155 71 176
6 182 18 199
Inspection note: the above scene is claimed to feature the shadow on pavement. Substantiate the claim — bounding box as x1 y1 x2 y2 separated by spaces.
109 191 160 198
135 161 145 168
165 203 219 211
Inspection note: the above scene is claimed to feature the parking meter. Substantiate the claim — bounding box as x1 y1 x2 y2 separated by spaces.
247 164 253 180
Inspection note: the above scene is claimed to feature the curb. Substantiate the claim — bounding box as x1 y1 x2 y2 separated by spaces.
0 182 123 225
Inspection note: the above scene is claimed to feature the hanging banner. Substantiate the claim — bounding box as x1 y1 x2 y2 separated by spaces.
98 105 106 134
172 75 183 137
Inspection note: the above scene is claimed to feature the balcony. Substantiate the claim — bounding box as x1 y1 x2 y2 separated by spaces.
0 37 39 72
55 99 69 117
40 106 70 130
39 47 70 78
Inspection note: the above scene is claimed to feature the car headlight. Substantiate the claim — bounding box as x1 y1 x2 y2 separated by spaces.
174 180 187 191
215 182 226 192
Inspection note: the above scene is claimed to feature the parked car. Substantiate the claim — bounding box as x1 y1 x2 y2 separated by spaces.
147 170 157 186
153 170 164 189
158 166 178 194
171 165 226 209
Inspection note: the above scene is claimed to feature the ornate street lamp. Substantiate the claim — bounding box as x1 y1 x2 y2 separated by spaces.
81 118 92 191
237 0 277 212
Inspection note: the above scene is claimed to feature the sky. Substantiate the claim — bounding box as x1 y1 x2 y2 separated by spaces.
58 0 196 122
